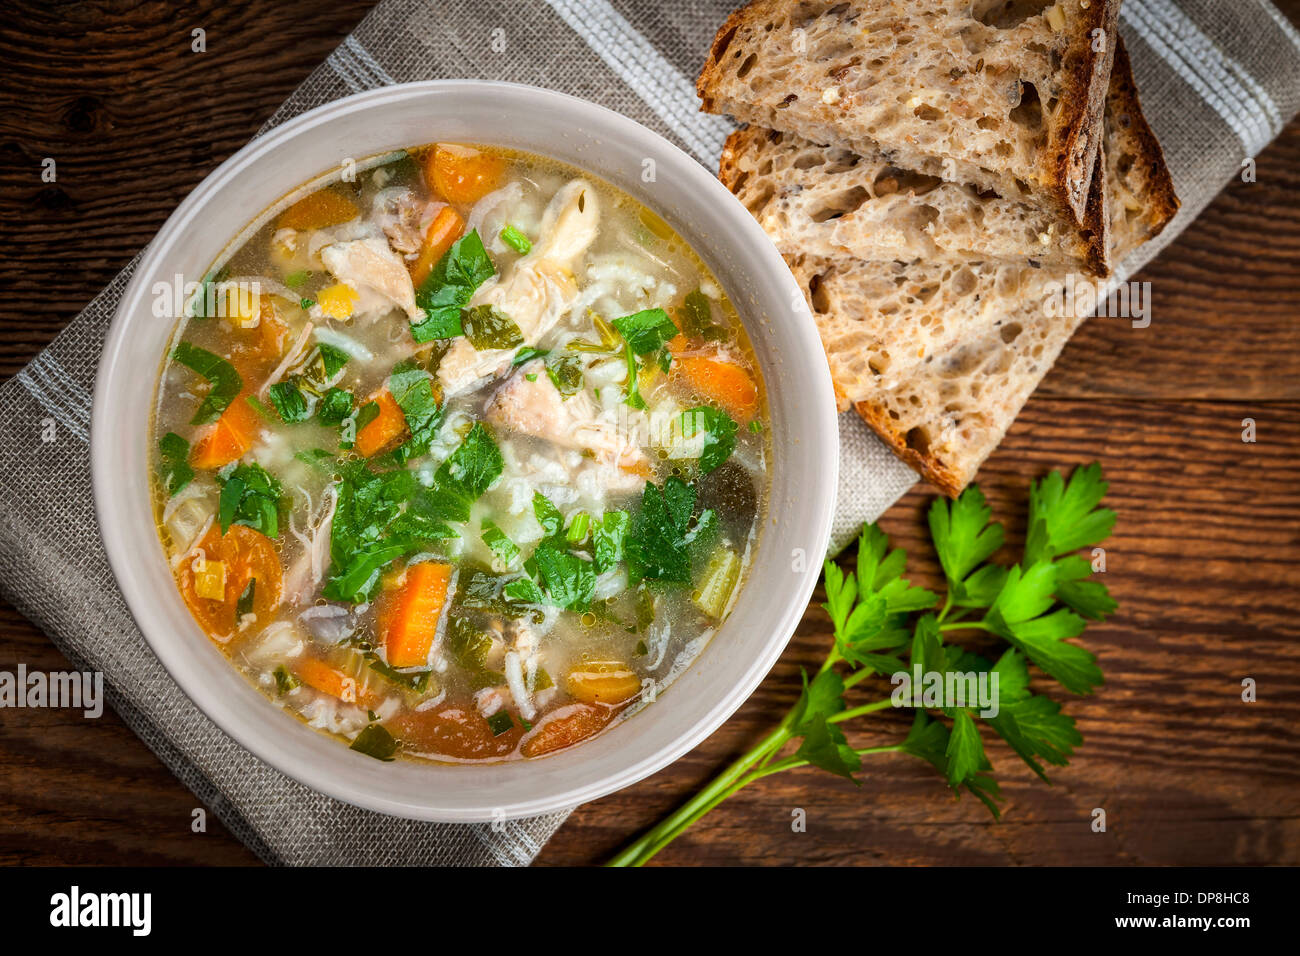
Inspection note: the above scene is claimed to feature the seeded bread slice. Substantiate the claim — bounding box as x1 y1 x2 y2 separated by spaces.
850 40 1177 494
699 0 1120 227
720 124 1110 274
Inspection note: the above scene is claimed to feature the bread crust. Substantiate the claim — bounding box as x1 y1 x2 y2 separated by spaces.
699 1 1122 231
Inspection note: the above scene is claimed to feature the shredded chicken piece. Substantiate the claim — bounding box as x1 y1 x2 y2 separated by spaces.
486 360 647 487
283 485 337 607
438 180 600 396
259 322 314 399
320 235 422 321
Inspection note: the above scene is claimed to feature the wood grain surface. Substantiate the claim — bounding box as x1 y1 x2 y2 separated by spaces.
0 1 1296 867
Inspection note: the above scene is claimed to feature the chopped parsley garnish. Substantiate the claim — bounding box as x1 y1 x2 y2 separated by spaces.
613 308 679 355
315 386 354 426
387 361 443 465
681 406 738 476
481 519 521 569
267 380 311 424
410 229 495 342
625 477 716 586
486 711 514 736
350 723 399 761
545 352 583 397
216 462 282 538
172 342 242 425
462 304 524 351
158 432 194 496
513 346 549 366
674 288 728 341
593 510 629 574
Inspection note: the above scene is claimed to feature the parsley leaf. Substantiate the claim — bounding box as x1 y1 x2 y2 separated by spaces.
216 462 282 537
613 308 678 355
315 386 354 426
268 380 311 424
387 361 443 465
593 510 630 574
481 519 521 570
625 478 714 585
462 304 524 351
410 230 495 342
982 563 1100 694
1024 462 1115 564
681 406 738 476
172 342 242 425
673 288 727 341
158 433 194 496
928 486 1004 598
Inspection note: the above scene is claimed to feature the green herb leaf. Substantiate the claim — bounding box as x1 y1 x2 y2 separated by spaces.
481 519 521 569
680 405 738 476
315 386 354 426
673 288 727 341
216 462 282 537
172 342 243 425
625 478 713 586
613 308 678 355
411 230 495 341
593 510 630 574
462 304 524 351
982 563 1100 694
928 486 1004 592
545 352 584 397
1024 462 1116 565
268 380 311 424
387 361 443 465
158 432 194 496
350 723 399 761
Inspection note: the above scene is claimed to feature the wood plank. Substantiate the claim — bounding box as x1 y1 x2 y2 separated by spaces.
536 398 1300 865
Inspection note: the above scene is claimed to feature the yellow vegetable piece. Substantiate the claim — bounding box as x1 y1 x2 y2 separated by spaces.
316 283 359 321
566 661 641 706
639 208 674 241
194 560 227 601
223 286 262 328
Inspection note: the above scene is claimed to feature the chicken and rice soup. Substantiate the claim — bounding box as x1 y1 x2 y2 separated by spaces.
151 144 769 763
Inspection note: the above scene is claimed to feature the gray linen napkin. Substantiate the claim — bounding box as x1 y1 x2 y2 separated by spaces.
1 0 1296 866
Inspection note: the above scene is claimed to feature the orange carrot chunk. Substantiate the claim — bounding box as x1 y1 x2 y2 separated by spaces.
410 206 466 286
669 338 760 424
190 395 260 470
426 145 504 204
293 657 375 707
380 562 452 668
354 390 408 458
276 189 359 231
520 703 615 758
176 524 283 639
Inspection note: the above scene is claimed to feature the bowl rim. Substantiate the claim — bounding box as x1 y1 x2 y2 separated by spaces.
92 79 839 821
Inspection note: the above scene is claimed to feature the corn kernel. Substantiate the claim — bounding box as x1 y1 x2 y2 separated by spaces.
316 283 359 320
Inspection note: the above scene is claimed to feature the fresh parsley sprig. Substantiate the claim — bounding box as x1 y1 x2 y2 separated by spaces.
607 464 1115 866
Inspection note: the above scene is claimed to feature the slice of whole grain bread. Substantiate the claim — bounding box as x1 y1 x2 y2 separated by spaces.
699 0 1120 228
721 124 1110 274
850 39 1178 494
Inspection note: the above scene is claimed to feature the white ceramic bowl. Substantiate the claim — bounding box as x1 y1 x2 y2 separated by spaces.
93 81 838 822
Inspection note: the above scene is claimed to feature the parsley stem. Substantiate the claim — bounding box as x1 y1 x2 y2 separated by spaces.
937 591 954 623
938 620 993 633
829 697 894 723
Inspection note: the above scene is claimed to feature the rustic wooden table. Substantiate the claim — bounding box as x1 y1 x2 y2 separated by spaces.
0 1 1296 866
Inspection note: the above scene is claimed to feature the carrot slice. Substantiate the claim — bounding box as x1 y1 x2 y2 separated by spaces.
190 394 260 469
426 145 504 204
387 707 522 761
520 703 616 758
177 524 283 639
670 336 760 425
379 562 452 668
354 390 407 458
293 657 377 708
410 206 465 286
276 189 359 230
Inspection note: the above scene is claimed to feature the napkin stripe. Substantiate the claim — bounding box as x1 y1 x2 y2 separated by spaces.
1142 0 1282 133
1124 0 1278 154
328 37 395 93
1262 1 1300 55
542 0 733 165
15 365 90 445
